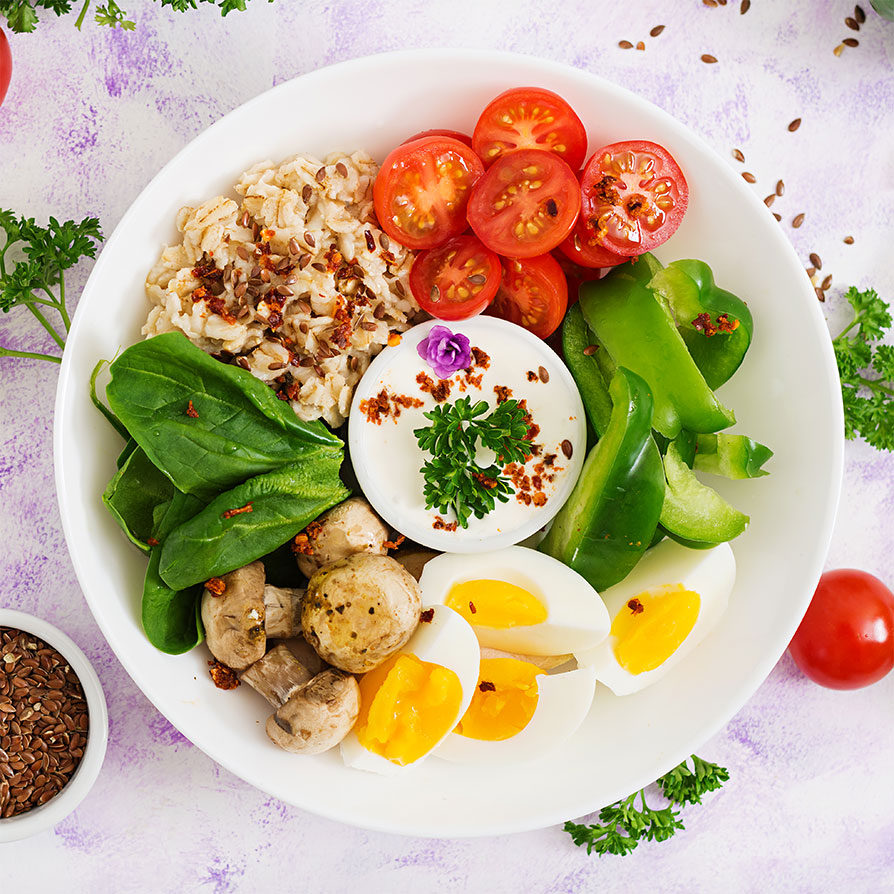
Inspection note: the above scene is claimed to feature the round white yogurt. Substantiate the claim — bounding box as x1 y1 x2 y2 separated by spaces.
348 317 586 552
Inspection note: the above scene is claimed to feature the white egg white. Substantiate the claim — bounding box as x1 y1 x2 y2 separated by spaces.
432 665 597 765
339 604 480 775
419 547 610 656
575 540 736 696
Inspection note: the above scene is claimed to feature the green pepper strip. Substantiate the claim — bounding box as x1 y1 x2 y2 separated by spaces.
649 260 754 390
659 438 749 544
562 303 612 438
693 433 773 479
580 255 735 439
539 367 665 591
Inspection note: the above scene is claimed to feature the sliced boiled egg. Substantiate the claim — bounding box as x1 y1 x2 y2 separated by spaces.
419 546 610 656
433 656 597 765
339 604 479 775
575 540 736 695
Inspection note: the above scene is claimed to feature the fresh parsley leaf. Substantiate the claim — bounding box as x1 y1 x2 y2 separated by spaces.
0 209 102 364
94 0 134 28
2 1 40 32
833 286 894 451
413 396 531 529
564 754 727 856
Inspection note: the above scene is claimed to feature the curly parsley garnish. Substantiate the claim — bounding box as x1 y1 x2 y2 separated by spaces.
0 210 102 363
0 0 271 33
833 286 894 451
564 755 728 856
413 396 531 529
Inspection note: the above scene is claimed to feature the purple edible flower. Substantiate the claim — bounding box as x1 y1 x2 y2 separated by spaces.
417 325 472 379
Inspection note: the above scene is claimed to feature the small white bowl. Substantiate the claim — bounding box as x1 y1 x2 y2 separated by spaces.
0 609 108 843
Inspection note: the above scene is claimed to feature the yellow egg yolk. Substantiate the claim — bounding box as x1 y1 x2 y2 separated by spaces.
354 653 463 766
454 658 544 741
610 584 701 675
445 580 548 628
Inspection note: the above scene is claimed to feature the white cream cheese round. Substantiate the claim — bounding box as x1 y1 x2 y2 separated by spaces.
348 316 586 552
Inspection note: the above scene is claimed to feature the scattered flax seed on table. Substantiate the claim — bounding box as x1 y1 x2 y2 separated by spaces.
792 213 806 228
776 180 785 196
740 0 751 13
809 252 823 270
844 235 855 244
834 44 845 57
742 172 756 183
845 16 860 30
732 148 745 162
650 25 665 37
618 40 634 49
636 41 646 51
843 38 859 48
855 5 866 24
701 54 718 64
788 118 801 132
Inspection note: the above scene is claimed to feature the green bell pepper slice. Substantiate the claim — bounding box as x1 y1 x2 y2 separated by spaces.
539 367 665 591
659 438 749 543
561 303 612 438
580 255 735 439
693 432 773 479
649 260 754 390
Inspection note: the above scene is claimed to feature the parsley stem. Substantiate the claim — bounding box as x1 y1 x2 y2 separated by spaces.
858 375 894 397
0 347 62 364
52 273 71 331
24 304 66 351
74 0 92 30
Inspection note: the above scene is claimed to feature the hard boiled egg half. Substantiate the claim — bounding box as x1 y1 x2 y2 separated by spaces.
340 604 479 775
420 547 607 764
575 539 736 695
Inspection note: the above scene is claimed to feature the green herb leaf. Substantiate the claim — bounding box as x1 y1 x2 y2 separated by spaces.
564 754 726 856
833 286 894 451
2 1 40 32
413 396 530 529
94 0 134 27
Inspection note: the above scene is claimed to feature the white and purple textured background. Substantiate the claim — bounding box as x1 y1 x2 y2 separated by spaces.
2 2 894 891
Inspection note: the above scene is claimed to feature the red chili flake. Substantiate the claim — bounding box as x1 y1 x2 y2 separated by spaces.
471 471 499 490
478 680 496 693
221 502 253 520
146 537 160 547
469 601 477 614
191 285 211 303
471 346 491 370
268 311 283 330
186 400 199 418
493 384 513 404
260 228 276 242
383 535 406 551
208 660 240 690
526 370 539 382
692 312 717 336
291 533 314 556
432 515 459 532
420 608 435 623
205 577 227 597
628 598 645 615
716 313 740 333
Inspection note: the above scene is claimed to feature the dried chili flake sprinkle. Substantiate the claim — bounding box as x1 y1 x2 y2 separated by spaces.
221 502 253 520
628 598 645 615
208 660 240 690
469 601 477 615
146 537 160 547
186 400 199 418
205 577 227 597
383 535 406 550
420 608 435 624
478 680 497 693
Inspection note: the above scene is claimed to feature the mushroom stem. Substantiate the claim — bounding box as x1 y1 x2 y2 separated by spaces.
263 585 304 639
240 644 313 708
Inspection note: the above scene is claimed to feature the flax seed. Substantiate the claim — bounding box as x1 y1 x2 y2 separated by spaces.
732 148 745 162
845 16 859 30
701 54 718 64
792 213 805 228
775 179 785 196
650 25 665 36
843 38 859 47
336 162 348 177
742 172 756 183
764 194 776 207
821 274 833 290
315 166 327 182
816 287 826 303
855 5 865 24
740 0 750 12
788 118 801 132
834 44 845 56
561 440 573 459
809 252 822 270
618 40 634 49
844 235 854 244
636 41 646 51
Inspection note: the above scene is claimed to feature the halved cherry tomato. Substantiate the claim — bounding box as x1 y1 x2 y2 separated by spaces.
488 254 568 339
472 86 588 171
557 217 628 269
467 149 580 259
0 28 11 107
402 128 473 147
373 136 484 250
409 235 501 321
552 251 607 305
580 140 688 257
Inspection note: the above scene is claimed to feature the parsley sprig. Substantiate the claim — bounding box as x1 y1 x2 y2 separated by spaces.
0 210 102 364
564 754 728 856
833 286 894 451
0 0 271 32
413 396 531 529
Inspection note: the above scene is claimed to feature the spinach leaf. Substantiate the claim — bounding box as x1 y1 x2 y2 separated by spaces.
159 456 349 590
90 358 130 440
141 489 207 654
103 446 175 553
106 333 343 499
116 437 139 469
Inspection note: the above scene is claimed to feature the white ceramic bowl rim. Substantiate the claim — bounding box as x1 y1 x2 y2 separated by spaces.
53 48 843 838
0 609 109 843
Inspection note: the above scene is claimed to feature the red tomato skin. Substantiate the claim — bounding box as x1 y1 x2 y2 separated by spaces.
467 149 581 259
373 136 484 251
489 253 568 339
557 218 628 269
789 569 894 690
402 128 473 148
0 28 11 107
580 139 689 257
408 234 501 321
472 86 588 171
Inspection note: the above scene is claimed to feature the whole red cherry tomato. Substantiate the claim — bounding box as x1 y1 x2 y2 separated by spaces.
0 28 12 107
788 569 894 690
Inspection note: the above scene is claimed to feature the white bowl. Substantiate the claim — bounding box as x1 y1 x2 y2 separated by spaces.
0 610 108 843
54 49 843 837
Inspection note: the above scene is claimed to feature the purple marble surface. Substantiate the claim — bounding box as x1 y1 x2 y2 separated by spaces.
2 1 894 890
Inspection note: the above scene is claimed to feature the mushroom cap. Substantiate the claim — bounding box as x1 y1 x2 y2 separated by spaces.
201 561 266 671
296 497 390 578
302 554 422 673
266 669 360 754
